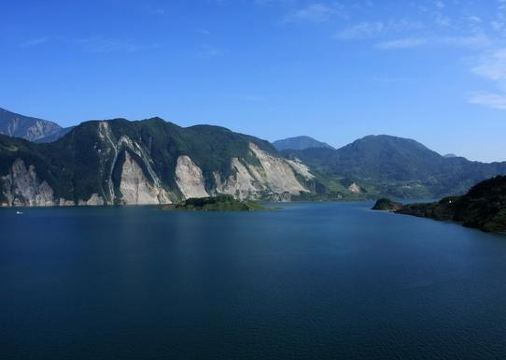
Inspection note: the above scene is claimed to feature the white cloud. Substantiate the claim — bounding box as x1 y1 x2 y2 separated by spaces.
336 21 385 40
20 37 50 47
196 44 224 58
439 35 492 49
472 49 506 81
435 1 445 9
76 37 160 53
376 35 492 51
469 48 506 110
284 3 343 23
469 92 506 110
335 19 424 40
376 37 427 49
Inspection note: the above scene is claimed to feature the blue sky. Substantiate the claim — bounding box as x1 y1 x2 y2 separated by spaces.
1 0 506 161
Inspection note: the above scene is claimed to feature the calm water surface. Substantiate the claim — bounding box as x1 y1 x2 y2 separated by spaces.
1 202 506 359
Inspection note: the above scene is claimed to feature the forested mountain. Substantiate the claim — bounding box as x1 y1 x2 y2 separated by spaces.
282 135 506 198
384 176 506 233
0 118 313 206
273 136 334 151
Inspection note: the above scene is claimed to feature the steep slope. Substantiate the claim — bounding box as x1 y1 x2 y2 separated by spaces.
283 135 506 198
382 176 506 233
273 136 334 151
0 118 310 207
0 107 65 142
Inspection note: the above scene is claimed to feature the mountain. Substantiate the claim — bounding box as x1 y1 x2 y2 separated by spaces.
0 107 68 142
382 176 506 233
282 135 506 198
0 118 315 207
273 136 334 151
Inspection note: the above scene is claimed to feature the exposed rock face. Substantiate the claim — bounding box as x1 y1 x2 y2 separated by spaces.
286 158 315 180
0 120 311 206
214 143 308 200
0 107 63 142
58 199 76 207
214 158 261 200
175 155 209 199
77 193 105 206
119 151 171 205
248 143 307 194
1 159 55 206
348 182 362 194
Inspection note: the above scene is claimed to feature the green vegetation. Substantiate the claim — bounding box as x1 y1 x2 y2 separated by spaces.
170 195 265 212
283 135 506 199
372 198 403 211
273 136 334 151
0 118 279 203
385 176 506 233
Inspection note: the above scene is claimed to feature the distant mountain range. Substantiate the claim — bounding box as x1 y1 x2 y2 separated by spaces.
273 136 334 151
1 106 506 206
281 135 506 199
0 117 314 207
0 107 71 142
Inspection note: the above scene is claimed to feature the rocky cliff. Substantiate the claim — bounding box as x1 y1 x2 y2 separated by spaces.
0 118 311 207
0 107 67 142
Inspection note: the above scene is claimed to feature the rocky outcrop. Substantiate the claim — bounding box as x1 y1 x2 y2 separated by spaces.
214 158 262 200
77 193 105 206
1 159 55 206
348 182 362 194
214 143 308 200
0 119 313 207
248 143 308 194
175 155 209 199
286 158 315 180
0 107 63 142
119 151 171 205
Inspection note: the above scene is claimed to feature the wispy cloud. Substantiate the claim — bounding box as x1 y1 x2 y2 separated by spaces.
376 35 492 50
218 92 267 102
469 48 506 110
335 20 424 40
439 35 492 49
469 92 506 110
196 44 224 58
195 28 212 36
284 3 343 24
20 37 51 48
148 7 166 15
76 37 160 53
472 49 506 81
376 37 427 49
467 0 506 109
335 21 386 40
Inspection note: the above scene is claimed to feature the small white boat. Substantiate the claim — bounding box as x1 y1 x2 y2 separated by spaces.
16 211 23 215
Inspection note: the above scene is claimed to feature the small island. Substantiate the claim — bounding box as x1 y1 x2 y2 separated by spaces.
371 198 403 212
372 176 506 233
165 195 265 212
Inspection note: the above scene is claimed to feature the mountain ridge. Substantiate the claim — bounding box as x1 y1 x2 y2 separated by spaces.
0 107 69 142
2 107 506 204
0 117 314 207
273 136 334 151
282 134 506 198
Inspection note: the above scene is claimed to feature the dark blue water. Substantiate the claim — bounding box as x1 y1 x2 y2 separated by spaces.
1 202 506 359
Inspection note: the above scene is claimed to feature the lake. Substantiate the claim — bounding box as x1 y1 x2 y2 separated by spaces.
1 202 506 359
